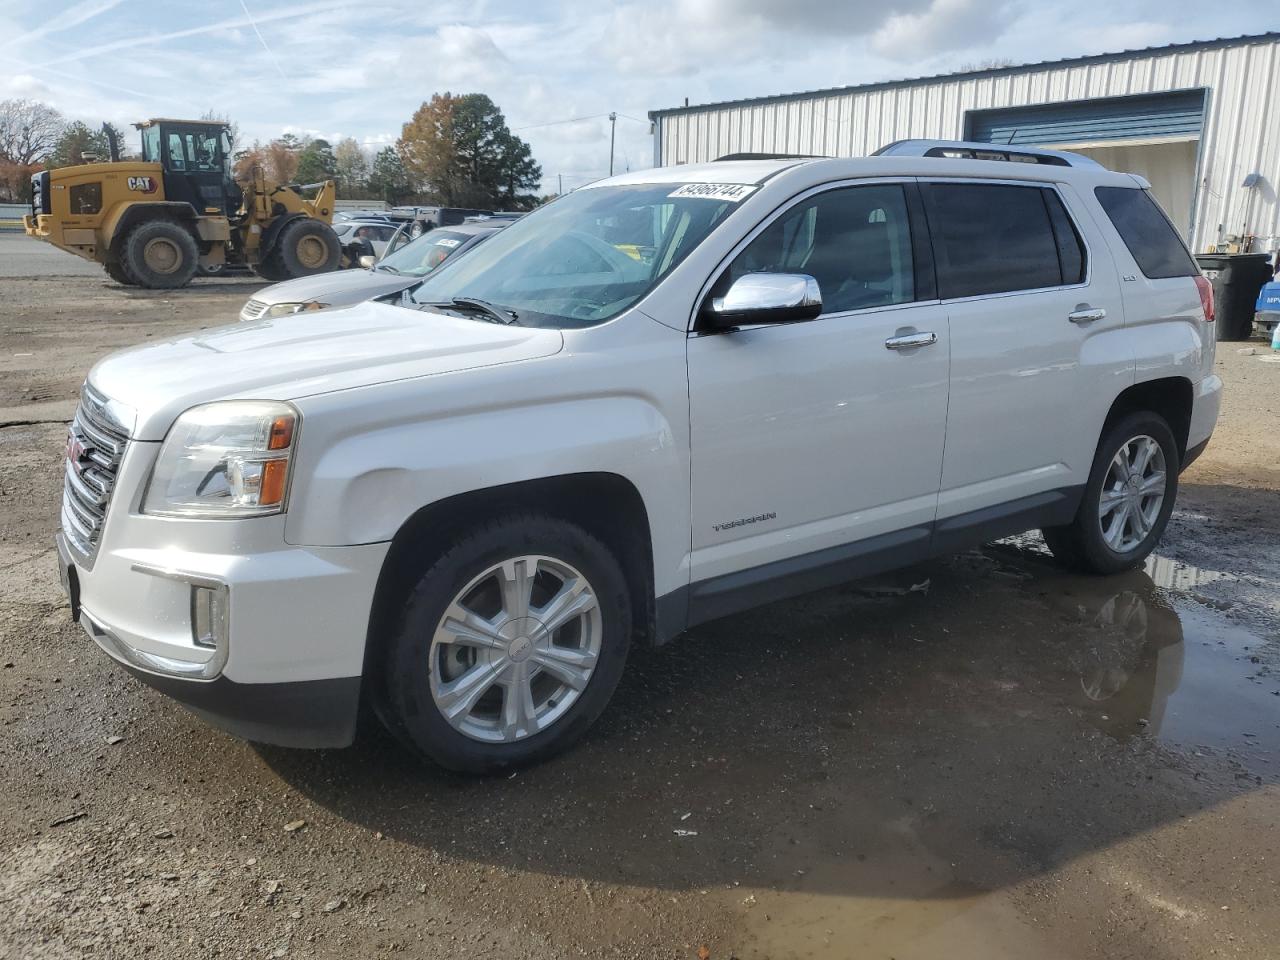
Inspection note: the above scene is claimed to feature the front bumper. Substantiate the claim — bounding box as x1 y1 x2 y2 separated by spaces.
55 440 389 747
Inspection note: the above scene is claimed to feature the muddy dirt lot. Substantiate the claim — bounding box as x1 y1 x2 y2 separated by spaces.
2 251 1280 959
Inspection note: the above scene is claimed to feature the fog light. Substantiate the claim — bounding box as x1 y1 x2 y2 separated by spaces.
191 583 229 650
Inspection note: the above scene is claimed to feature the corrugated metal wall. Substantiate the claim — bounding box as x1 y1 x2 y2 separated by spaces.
652 37 1280 253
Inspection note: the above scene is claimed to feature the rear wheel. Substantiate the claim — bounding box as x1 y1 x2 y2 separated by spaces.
269 218 341 279
378 514 632 773
1042 412 1179 575
121 220 199 289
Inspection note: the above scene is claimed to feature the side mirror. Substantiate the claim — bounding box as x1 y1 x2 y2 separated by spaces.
359 255 376 269
704 273 822 329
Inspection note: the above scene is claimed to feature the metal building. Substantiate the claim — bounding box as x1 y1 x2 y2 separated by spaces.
648 33 1280 254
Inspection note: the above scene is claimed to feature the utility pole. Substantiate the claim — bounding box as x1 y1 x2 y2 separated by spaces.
608 112 617 176
558 173 563 196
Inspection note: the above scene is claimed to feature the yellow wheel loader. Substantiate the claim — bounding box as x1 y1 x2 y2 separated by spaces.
24 118 341 289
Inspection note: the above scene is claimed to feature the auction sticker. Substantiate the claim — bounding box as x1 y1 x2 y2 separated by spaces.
669 183 757 202
434 237 462 248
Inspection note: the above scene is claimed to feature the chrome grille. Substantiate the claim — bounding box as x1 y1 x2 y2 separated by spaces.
62 384 130 564
240 298 269 322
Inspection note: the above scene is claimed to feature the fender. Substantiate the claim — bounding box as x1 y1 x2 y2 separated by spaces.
281 319 693 600
105 201 198 250
258 211 305 259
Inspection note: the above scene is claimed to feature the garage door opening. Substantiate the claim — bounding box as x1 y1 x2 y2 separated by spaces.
966 90 1206 238
1051 139 1199 233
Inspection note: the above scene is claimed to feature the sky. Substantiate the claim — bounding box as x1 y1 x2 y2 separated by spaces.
0 0 1275 193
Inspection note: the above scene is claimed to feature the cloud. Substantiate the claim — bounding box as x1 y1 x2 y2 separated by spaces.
871 0 1014 59
0 0 125 51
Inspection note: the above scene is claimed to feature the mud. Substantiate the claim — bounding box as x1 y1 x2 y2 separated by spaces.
1 259 1279 959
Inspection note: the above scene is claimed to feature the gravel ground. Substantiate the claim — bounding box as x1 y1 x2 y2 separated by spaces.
2 254 1279 959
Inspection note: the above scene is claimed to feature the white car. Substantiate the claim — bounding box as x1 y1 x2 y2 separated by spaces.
56 140 1221 772
238 222 508 322
331 220 399 256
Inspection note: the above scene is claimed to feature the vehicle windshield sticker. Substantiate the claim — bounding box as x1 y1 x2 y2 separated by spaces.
668 183 757 202
434 237 462 248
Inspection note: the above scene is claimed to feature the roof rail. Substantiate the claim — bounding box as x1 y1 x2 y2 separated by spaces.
873 139 1102 169
714 152 824 161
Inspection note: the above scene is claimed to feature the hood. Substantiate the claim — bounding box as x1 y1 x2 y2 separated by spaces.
250 268 419 308
90 301 563 440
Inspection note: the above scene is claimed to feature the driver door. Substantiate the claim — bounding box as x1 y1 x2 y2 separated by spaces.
685 181 950 612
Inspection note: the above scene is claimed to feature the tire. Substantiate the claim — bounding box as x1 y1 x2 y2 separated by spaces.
199 262 226 276
120 220 199 289
104 261 134 286
378 514 632 773
252 256 290 282
269 218 341 279
1042 411 1179 575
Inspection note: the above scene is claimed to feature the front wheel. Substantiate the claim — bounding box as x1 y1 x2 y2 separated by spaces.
1042 412 1179 575
378 514 632 773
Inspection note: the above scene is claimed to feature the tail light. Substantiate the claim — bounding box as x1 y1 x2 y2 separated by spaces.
1194 274 1215 322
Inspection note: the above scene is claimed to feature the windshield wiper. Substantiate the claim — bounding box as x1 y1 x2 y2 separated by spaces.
375 264 403 275
445 296 519 325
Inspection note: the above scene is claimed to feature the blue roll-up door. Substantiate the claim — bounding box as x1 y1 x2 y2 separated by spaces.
966 90 1206 146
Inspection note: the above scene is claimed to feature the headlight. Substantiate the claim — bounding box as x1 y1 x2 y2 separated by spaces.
265 301 328 318
143 401 299 518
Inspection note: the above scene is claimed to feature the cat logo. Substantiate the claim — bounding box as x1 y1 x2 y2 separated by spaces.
127 176 157 193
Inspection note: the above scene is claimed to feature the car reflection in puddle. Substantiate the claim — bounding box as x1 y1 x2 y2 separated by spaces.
998 543 1279 775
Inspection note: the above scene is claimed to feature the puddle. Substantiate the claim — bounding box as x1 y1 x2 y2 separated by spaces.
992 541 1280 772
1073 596 1279 762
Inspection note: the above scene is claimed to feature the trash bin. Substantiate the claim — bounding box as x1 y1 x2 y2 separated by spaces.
1195 253 1274 342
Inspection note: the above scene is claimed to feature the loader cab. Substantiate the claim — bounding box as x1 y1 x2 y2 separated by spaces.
136 119 241 219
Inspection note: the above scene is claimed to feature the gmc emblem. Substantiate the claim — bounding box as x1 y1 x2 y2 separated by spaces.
66 431 90 476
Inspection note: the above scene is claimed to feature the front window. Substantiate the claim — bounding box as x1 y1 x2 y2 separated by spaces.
407 183 744 328
379 229 476 277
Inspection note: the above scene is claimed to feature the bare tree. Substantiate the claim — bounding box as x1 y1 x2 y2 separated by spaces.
0 99 65 164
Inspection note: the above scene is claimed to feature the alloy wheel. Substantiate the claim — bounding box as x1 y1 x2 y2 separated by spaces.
429 555 602 743
1097 435 1166 553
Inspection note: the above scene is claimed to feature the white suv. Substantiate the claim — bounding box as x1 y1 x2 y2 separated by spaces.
56 141 1221 772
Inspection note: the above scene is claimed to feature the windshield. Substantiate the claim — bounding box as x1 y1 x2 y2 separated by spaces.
408 183 744 327
379 229 478 277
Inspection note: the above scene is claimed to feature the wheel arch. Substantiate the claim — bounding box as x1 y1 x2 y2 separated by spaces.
1103 376 1194 462
361 472 657 693
260 212 306 260
105 201 198 260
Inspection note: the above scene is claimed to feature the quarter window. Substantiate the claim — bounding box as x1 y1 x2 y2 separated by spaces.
922 183 1078 299
718 184 917 314
1094 186 1197 279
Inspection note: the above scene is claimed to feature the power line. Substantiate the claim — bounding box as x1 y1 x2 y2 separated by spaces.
512 111 651 133
511 114 608 132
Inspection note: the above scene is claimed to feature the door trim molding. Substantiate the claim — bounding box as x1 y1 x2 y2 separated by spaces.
656 484 1084 641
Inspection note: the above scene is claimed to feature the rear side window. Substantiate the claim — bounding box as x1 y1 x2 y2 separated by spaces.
1094 186 1196 279
922 183 1077 299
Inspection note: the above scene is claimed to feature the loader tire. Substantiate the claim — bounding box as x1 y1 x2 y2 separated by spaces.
253 256 291 282
271 218 341 279
121 220 199 289
105 261 135 286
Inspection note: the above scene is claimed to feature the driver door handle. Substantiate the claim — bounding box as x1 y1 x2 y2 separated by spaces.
1068 306 1107 324
884 331 937 350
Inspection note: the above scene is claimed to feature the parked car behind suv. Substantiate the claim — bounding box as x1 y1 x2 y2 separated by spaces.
239 221 509 321
56 141 1220 772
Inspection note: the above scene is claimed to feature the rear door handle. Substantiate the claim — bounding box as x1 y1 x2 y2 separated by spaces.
884 331 937 350
1068 307 1106 324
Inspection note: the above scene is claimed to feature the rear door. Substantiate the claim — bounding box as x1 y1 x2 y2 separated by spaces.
922 178 1128 541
